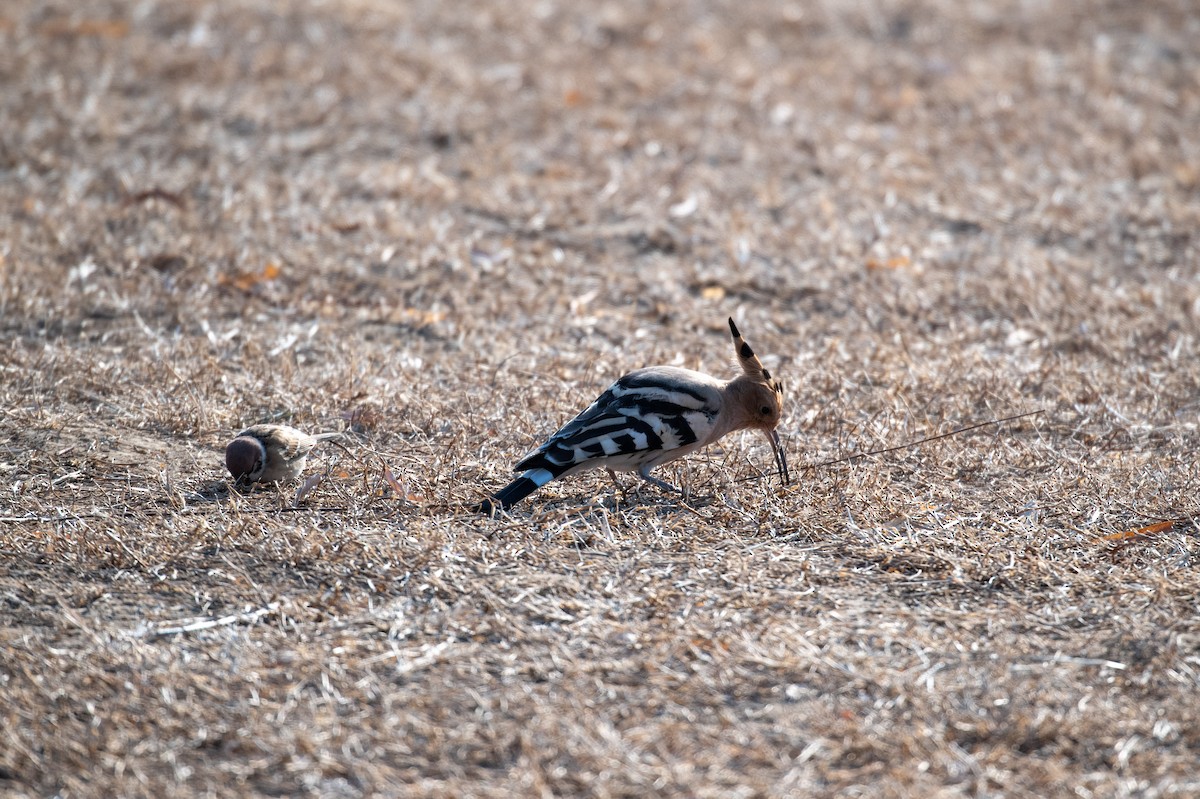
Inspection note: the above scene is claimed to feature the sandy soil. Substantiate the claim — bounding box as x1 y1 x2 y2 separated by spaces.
2 0 1199 796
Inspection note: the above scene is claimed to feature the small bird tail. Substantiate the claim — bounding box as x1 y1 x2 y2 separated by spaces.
477 468 555 515
312 432 344 443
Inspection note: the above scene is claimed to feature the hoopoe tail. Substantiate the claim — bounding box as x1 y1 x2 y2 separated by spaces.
477 468 555 515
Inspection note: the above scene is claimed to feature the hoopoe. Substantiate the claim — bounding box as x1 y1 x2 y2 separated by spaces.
225 424 342 487
478 318 789 514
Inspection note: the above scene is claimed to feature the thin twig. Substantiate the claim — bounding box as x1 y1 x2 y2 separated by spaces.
147 601 282 639
808 408 1046 470
737 408 1046 484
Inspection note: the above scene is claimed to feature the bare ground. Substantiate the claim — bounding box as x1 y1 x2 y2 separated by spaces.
2 0 1200 796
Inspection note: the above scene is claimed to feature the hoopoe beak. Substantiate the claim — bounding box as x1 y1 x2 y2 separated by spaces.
768 428 790 486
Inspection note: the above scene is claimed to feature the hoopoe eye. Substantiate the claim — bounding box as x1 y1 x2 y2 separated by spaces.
760 405 772 416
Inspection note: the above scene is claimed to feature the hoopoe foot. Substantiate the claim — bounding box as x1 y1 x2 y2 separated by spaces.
637 472 682 495
605 468 629 506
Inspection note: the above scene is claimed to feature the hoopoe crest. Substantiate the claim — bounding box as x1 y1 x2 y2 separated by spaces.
479 318 789 514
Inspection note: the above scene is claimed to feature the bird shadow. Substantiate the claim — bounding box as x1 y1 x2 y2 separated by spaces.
601 486 718 515
187 480 234 504
187 478 284 503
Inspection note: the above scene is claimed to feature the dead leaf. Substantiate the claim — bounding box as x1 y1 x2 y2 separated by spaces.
218 262 282 292
866 255 911 271
382 465 405 496
341 404 381 432
124 188 185 209
386 307 446 326
293 473 323 505
38 18 130 38
383 465 422 503
1103 521 1173 542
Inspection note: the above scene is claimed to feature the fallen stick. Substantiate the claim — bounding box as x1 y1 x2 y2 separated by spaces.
148 601 281 639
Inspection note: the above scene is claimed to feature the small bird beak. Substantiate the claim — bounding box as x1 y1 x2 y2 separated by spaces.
768 429 790 486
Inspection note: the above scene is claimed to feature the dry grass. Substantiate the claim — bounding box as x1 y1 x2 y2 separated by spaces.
2 0 1200 796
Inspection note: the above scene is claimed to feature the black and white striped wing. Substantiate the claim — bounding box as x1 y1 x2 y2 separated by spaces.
514 367 722 477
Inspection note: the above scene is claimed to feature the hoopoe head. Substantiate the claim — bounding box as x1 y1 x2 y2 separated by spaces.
728 317 785 428
727 317 790 484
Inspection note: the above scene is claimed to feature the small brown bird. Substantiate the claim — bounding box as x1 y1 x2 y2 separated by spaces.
225 424 342 487
479 318 789 513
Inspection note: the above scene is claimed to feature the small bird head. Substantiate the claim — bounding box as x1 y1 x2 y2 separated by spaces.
728 317 789 484
225 435 267 485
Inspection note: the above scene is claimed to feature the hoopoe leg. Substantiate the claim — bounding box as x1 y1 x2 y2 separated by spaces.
605 468 622 490
605 468 627 504
636 464 680 494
